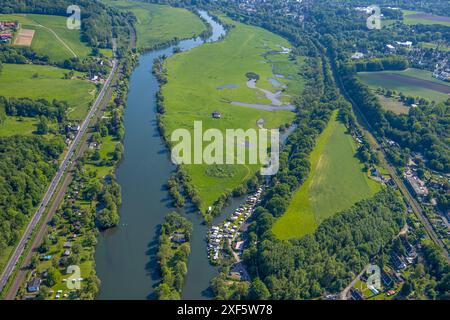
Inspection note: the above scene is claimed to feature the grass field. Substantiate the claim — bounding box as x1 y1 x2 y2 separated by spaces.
0 13 92 62
375 94 410 115
272 112 381 240
357 68 450 103
102 0 207 49
0 64 96 120
0 116 38 137
402 10 450 27
418 42 450 52
161 17 303 213
85 135 120 178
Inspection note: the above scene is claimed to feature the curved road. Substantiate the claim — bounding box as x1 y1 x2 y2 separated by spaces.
0 58 118 294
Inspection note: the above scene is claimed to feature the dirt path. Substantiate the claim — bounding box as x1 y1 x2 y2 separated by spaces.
29 22 78 58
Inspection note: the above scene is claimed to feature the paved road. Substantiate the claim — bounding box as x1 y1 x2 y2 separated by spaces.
340 265 369 300
0 58 118 294
330 57 449 261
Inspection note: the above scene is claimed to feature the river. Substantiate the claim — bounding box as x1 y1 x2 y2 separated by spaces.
94 11 229 300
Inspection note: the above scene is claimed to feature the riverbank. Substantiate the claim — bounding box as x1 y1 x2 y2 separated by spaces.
94 10 228 300
208 187 263 263
154 212 192 299
159 15 303 217
13 52 137 300
101 0 210 51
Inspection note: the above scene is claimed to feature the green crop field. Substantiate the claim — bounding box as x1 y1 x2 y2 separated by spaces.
0 63 96 120
161 17 303 213
102 0 207 49
0 13 92 62
272 112 381 240
357 68 450 103
402 10 450 27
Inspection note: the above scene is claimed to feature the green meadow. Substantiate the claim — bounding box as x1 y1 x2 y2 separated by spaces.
0 116 38 137
102 0 207 49
375 94 410 115
272 112 381 240
85 135 120 178
402 10 450 27
419 42 450 52
0 13 92 62
161 17 303 213
357 68 450 103
0 63 96 120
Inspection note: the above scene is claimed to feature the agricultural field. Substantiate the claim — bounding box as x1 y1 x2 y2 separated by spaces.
272 112 381 240
102 0 207 49
0 63 96 120
0 13 92 62
357 68 450 103
402 10 450 27
161 17 303 213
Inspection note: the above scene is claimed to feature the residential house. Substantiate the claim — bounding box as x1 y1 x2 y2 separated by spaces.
27 278 41 293
171 232 186 244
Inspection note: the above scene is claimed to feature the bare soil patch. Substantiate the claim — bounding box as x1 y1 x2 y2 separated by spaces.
14 28 35 46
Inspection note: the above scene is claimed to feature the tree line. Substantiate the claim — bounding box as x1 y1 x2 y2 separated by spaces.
337 59 450 173
155 212 193 300
351 56 409 72
0 136 65 260
0 0 112 48
242 190 405 299
0 96 68 123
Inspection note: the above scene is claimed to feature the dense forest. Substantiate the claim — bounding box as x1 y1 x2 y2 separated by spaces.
338 63 450 173
205 0 450 174
0 136 64 257
242 190 405 299
0 0 112 48
1 0 448 301
206 48 407 298
351 56 409 72
173 0 450 300
0 0 134 59
0 97 68 123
